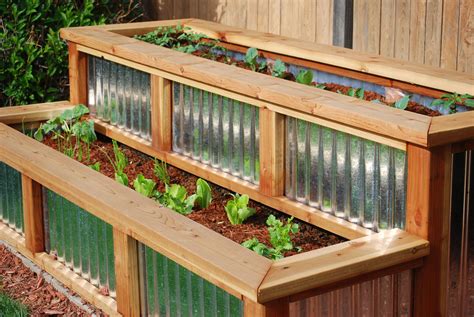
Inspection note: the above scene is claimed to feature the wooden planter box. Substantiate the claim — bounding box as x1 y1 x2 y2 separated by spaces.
0 19 472 316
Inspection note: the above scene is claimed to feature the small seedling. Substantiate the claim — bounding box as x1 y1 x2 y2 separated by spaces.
296 69 313 85
153 159 170 185
107 140 128 186
195 178 212 209
157 184 196 215
133 174 157 198
225 193 255 225
394 95 410 110
431 92 474 114
271 60 286 78
244 47 266 72
89 162 101 172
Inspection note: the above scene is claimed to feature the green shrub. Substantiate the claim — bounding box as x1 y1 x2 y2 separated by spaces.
0 0 142 107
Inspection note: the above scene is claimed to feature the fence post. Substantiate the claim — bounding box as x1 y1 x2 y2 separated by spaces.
68 42 88 105
406 144 451 316
259 108 285 196
151 75 172 152
243 297 290 317
113 228 141 317
22 174 45 254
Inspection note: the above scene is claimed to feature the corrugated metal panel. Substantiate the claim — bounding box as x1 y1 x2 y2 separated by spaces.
290 270 413 316
447 149 474 316
0 161 24 234
172 82 260 184
87 56 151 140
139 243 243 316
285 117 406 231
44 189 116 297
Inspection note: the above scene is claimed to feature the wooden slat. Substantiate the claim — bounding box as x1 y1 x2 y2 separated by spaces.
77 41 432 146
258 229 429 302
113 228 140 317
68 43 87 105
441 0 460 70
80 44 408 150
151 75 172 151
406 144 452 316
244 297 290 317
428 112 474 147
424 0 443 67
380 0 395 57
93 119 373 240
22 175 44 253
315 0 333 45
259 109 285 196
409 0 427 64
457 0 474 74
0 222 118 316
0 123 272 301
394 0 410 60
0 101 73 125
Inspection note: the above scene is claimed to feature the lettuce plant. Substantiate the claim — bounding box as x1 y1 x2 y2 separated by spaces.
195 178 212 209
244 48 266 72
394 95 410 110
157 184 196 215
271 60 286 78
225 193 255 225
296 69 313 85
133 174 157 198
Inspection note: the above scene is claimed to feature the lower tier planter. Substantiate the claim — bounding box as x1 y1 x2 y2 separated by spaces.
0 105 429 316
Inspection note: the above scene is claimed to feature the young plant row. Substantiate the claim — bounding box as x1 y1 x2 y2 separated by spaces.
34 105 300 260
135 25 474 114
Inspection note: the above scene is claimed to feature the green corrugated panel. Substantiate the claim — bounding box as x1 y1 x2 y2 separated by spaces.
44 189 116 297
141 244 243 317
0 162 24 234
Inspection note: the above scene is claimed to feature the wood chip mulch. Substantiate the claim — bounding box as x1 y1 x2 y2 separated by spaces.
0 244 103 316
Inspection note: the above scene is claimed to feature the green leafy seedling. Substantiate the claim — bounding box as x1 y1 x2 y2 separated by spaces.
266 215 299 254
158 184 196 215
110 140 128 186
195 178 212 209
153 159 170 185
431 92 474 114
225 193 256 225
296 70 313 85
244 47 266 72
242 238 278 259
133 174 157 198
89 162 100 172
394 95 411 110
347 87 365 99
271 60 286 78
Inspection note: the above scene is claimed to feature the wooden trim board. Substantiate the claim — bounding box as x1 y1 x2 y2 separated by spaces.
0 101 73 125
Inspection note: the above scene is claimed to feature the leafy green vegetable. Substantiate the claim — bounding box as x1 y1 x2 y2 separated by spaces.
295 70 313 85
244 47 266 72
153 159 170 185
431 92 474 113
133 174 157 198
108 140 128 186
271 60 286 78
242 238 279 259
195 178 212 209
346 87 365 99
89 162 100 172
394 95 410 110
157 184 196 215
225 193 256 225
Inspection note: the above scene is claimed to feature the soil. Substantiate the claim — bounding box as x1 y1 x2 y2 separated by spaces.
0 244 103 316
136 30 446 116
43 135 345 258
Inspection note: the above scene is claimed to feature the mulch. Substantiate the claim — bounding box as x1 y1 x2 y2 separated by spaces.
0 244 103 316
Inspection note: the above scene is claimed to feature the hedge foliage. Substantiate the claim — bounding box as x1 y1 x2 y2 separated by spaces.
0 0 142 107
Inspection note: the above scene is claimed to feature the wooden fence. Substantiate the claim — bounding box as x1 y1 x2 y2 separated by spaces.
143 0 473 74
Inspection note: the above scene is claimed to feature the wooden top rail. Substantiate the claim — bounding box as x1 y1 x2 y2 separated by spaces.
0 101 73 125
0 121 429 303
60 20 474 147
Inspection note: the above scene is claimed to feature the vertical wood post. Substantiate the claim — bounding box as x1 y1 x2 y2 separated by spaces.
406 144 451 316
113 228 141 317
243 297 290 317
22 175 45 253
151 75 172 152
259 108 285 196
68 42 88 105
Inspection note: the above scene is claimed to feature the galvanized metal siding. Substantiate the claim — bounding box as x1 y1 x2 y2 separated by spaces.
0 161 24 234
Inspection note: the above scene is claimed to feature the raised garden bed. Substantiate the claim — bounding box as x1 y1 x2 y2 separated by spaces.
0 18 472 316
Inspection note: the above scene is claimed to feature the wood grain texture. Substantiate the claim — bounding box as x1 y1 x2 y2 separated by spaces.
244 297 290 317
151 75 172 151
22 175 44 253
0 123 272 301
258 229 429 302
113 228 140 317
0 101 73 125
428 111 474 147
68 42 88 106
406 144 452 316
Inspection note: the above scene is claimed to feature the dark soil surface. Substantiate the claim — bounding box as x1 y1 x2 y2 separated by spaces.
0 244 102 316
43 136 345 258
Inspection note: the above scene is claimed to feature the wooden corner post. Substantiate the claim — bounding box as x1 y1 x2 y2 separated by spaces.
151 75 172 152
113 228 141 317
259 108 285 196
22 175 45 254
406 144 452 316
68 42 88 105
244 297 290 317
